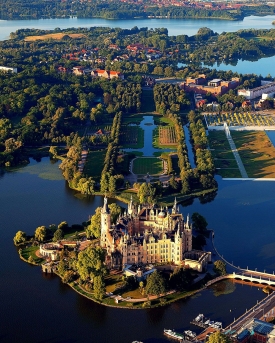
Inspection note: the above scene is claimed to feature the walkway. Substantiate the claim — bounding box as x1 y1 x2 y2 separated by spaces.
225 292 275 333
224 123 248 178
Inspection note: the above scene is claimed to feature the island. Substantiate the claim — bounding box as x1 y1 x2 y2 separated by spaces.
14 196 228 308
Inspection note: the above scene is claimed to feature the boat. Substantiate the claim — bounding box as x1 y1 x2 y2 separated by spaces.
204 320 210 325
214 322 222 328
184 330 197 338
164 329 184 341
194 314 204 322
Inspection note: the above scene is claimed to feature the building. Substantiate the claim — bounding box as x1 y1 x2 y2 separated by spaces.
91 69 124 80
231 319 275 343
100 197 211 271
182 77 239 96
238 82 275 100
0 66 17 73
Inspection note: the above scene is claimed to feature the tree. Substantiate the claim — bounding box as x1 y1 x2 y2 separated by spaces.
208 331 232 343
145 271 166 296
169 268 193 291
34 226 47 242
86 207 101 239
109 203 121 223
49 146 58 159
137 183 156 205
191 212 208 233
93 275 106 301
214 260 227 276
76 246 106 281
13 231 27 245
53 228 64 242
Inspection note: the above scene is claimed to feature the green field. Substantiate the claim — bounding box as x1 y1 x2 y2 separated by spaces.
132 157 163 175
208 131 241 178
83 149 106 182
231 130 275 178
120 125 144 148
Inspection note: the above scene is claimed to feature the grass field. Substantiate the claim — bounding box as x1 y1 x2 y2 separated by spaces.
120 125 144 148
83 149 106 182
208 131 241 178
132 157 163 175
24 33 85 41
231 131 275 178
21 246 44 264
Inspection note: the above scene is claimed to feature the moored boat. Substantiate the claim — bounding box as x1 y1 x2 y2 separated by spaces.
164 329 184 341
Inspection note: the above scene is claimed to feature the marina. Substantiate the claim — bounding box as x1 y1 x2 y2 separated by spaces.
191 314 223 330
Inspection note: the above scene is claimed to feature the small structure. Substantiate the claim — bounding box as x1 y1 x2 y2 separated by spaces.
41 261 59 273
40 243 61 261
184 250 212 272
124 263 156 281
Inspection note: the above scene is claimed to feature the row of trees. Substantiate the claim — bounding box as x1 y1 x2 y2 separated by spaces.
0 0 253 20
188 111 217 190
153 84 190 116
100 111 124 193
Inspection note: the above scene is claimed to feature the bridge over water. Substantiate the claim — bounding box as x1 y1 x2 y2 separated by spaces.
206 270 275 287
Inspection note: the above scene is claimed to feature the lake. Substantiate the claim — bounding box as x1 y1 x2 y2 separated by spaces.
1 14 275 342
178 55 275 78
1 15 275 41
0 158 274 342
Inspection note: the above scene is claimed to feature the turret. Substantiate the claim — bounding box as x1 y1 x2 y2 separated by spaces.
172 197 177 214
128 195 134 216
100 196 111 248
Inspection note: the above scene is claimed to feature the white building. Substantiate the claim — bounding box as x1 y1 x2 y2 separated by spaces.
238 82 275 100
0 66 17 73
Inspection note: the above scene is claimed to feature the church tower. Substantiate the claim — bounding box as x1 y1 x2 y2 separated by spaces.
100 196 111 248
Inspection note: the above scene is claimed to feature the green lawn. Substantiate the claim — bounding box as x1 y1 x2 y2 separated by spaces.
132 157 163 175
231 131 275 178
83 149 106 182
120 125 144 149
208 131 241 178
21 246 44 264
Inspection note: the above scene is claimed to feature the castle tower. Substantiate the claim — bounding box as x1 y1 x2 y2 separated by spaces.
184 214 192 252
100 196 111 248
128 195 134 216
172 197 178 214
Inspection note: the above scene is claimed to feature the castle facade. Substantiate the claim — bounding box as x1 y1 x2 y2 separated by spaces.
100 197 194 268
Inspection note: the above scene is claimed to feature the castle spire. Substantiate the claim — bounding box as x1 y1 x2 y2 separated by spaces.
172 197 177 214
102 196 109 214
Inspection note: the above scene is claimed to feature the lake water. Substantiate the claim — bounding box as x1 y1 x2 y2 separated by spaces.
178 55 275 77
1 15 275 41
265 130 275 146
0 158 274 342
1 14 275 342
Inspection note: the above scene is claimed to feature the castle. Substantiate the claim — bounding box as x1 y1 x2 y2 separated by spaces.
100 197 210 271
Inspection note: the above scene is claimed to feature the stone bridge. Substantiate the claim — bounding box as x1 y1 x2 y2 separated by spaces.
206 271 275 287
